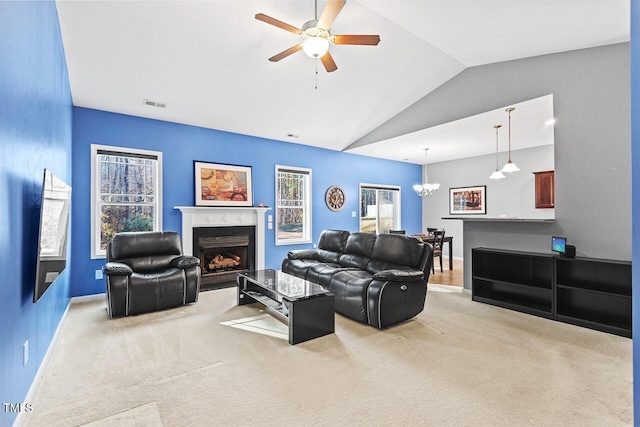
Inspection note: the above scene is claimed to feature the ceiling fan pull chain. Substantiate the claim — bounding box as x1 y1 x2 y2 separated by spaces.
315 58 319 89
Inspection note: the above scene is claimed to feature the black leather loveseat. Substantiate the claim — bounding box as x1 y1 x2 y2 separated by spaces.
282 230 433 328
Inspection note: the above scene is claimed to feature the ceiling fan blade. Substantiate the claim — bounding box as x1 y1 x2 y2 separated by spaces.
320 51 338 73
269 44 303 62
318 0 346 30
332 34 381 46
255 13 302 35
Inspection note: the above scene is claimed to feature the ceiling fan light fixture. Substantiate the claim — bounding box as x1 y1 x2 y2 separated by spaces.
301 20 331 58
303 36 330 58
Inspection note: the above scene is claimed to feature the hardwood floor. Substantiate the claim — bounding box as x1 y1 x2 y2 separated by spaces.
428 258 464 287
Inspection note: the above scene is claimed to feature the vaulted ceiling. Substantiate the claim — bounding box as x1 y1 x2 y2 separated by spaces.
55 0 629 163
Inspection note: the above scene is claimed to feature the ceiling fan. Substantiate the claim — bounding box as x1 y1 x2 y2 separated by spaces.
255 0 380 73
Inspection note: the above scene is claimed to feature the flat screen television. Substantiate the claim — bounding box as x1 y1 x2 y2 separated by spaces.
33 169 71 303
551 236 566 256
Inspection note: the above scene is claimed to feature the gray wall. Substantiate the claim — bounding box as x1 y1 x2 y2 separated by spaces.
354 43 631 288
423 144 555 259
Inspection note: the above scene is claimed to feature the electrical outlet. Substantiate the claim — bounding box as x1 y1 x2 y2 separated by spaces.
23 340 28 366
267 222 273 230
352 211 356 217
95 269 103 280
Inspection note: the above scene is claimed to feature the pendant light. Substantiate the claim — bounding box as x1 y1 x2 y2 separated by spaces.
413 148 440 196
500 107 520 173
489 125 506 180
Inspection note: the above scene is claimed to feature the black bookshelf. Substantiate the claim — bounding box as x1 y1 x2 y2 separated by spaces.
472 248 631 338
472 248 554 319
555 257 631 337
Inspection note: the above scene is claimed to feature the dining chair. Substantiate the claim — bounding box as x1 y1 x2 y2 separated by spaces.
431 229 446 273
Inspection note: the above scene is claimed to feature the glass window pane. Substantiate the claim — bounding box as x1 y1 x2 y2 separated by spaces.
360 188 377 233
277 207 304 241
95 148 160 256
360 186 400 233
100 204 154 250
276 167 311 245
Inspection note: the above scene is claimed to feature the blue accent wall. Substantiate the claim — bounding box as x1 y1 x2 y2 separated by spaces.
631 0 639 424
71 108 423 296
0 1 73 426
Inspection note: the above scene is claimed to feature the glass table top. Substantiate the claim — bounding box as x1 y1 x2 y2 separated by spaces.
238 269 330 300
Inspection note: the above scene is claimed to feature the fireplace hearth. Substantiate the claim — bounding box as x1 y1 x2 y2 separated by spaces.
193 226 255 290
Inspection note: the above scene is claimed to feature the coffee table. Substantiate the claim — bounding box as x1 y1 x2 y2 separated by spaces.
236 269 335 345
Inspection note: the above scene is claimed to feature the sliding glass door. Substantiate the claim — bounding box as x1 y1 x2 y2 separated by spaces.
359 184 401 234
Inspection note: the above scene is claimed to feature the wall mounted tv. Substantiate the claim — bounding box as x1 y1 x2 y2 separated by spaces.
33 169 71 303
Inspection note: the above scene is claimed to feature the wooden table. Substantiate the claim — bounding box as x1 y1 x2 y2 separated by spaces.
414 235 454 270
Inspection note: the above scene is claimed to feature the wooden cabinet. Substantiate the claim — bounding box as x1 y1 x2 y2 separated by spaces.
472 248 631 338
533 170 554 208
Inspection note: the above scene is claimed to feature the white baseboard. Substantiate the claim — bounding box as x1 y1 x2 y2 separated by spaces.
70 293 105 304
13 293 105 427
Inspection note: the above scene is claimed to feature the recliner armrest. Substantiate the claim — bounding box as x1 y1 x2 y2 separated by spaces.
103 262 133 276
288 249 319 260
373 269 424 282
170 256 200 269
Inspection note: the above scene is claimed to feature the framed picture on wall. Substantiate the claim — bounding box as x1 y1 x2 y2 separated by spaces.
194 161 253 207
449 185 486 215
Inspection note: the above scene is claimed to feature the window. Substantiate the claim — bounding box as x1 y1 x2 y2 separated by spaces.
275 166 312 245
359 184 401 234
91 145 162 258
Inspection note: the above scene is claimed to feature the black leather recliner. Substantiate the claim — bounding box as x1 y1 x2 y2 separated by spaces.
282 230 433 329
103 231 200 318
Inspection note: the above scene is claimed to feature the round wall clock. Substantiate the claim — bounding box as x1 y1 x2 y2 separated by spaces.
325 185 346 211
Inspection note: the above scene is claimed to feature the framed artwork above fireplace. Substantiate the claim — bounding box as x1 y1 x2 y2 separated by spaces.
195 161 253 207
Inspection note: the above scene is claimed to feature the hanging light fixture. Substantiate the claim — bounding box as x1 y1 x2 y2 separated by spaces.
489 125 506 180
413 148 440 196
500 107 520 173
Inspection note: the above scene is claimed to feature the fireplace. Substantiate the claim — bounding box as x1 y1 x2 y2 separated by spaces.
175 206 271 291
193 226 255 289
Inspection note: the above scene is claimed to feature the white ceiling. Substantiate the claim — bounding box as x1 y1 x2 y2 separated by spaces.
55 0 629 163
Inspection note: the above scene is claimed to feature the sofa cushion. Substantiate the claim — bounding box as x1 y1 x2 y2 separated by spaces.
329 270 374 323
282 258 318 279
318 230 350 253
307 263 355 288
366 259 412 275
288 248 340 264
344 232 376 257
128 269 185 314
339 253 371 269
371 234 426 269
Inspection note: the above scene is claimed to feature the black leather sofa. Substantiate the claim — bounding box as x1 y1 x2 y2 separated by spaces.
282 230 433 328
103 231 201 318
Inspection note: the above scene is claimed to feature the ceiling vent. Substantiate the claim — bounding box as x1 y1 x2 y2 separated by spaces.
144 99 166 108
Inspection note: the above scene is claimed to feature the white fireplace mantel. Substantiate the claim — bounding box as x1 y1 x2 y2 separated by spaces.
174 206 271 270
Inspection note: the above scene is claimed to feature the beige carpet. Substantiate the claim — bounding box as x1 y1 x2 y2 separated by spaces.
22 286 632 426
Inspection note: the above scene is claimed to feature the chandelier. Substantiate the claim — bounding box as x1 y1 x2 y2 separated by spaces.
413 148 440 196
